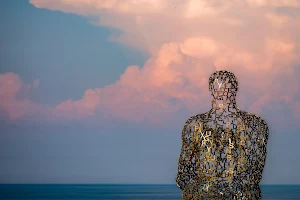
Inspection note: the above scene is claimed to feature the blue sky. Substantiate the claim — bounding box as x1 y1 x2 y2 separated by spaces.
0 0 300 184
0 0 147 106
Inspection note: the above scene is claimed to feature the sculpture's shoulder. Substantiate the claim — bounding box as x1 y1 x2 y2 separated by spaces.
184 112 210 126
250 112 268 128
237 109 257 121
238 110 268 125
239 110 269 137
181 113 208 134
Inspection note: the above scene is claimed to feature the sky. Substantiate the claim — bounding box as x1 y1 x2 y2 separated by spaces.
0 0 300 184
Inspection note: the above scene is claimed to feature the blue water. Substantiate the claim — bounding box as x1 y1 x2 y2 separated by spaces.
0 184 299 200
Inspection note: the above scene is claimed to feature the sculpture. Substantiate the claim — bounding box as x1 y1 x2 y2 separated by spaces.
175 70 269 199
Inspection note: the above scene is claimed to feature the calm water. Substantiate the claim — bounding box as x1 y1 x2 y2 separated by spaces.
0 184 299 200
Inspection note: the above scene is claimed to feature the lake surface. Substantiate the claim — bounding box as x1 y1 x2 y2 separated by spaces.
0 184 299 199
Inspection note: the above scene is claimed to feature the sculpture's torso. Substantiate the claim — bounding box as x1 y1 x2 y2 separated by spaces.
177 109 269 200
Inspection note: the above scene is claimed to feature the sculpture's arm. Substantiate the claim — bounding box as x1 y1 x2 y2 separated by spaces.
175 118 195 190
253 118 269 183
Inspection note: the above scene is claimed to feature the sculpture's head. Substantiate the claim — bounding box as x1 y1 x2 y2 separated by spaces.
208 70 238 100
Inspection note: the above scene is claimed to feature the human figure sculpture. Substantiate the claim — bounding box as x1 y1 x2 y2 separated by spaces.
175 70 269 199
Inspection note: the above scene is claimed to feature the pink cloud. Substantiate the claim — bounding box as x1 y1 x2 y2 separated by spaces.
33 79 39 88
1 36 300 124
247 0 300 7
1 0 298 125
265 12 290 27
28 0 300 54
0 73 40 121
51 44 214 123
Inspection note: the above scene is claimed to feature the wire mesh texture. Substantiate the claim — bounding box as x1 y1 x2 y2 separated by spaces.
176 70 269 200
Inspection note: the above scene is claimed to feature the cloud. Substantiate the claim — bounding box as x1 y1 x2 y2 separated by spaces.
184 0 229 18
29 0 300 54
0 73 41 121
2 35 299 125
247 0 300 7
32 80 39 88
51 43 214 124
2 0 298 125
265 12 290 27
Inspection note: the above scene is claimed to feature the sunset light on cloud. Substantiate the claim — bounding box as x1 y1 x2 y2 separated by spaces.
0 0 298 126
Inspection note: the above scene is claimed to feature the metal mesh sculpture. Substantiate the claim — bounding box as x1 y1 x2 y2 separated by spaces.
175 70 269 199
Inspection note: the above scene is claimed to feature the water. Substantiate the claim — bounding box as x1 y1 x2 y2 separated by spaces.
0 184 299 200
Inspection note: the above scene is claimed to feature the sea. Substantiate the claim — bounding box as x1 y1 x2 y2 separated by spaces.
0 184 299 200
